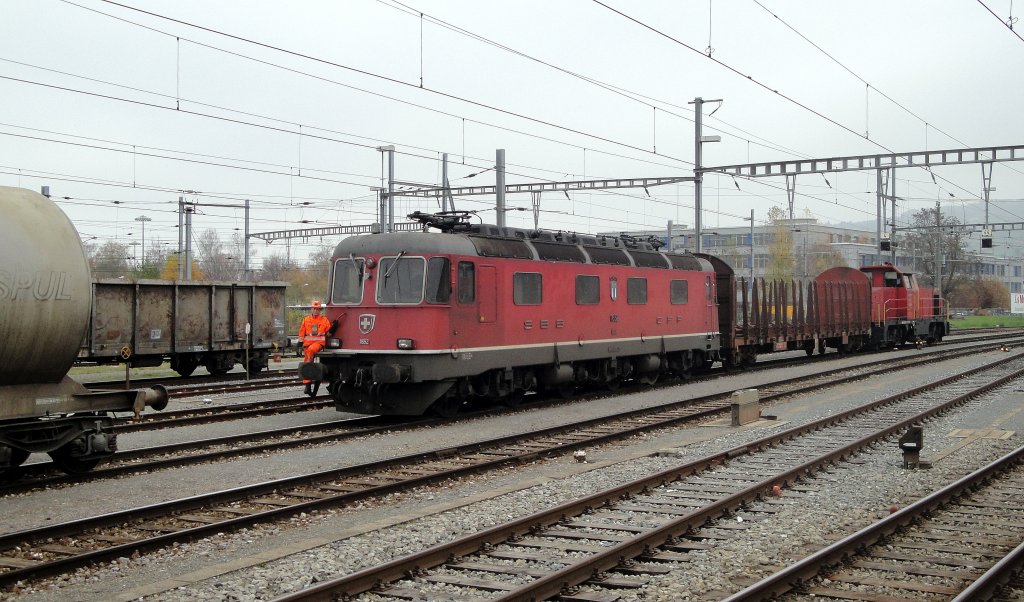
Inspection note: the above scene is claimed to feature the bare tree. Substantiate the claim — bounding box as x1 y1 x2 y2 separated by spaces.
196 229 241 281
307 244 335 267
259 252 294 281
902 207 971 293
90 241 131 278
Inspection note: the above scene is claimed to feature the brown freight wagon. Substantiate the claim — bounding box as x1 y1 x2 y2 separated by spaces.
80 280 288 376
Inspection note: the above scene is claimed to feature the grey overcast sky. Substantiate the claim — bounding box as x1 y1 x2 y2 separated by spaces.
2 0 1023 267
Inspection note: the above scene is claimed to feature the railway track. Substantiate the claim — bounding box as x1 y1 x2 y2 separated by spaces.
82 367 298 391
3 337 1017 493
727 445 1024 601
112 394 330 433
102 333 1024 434
0 346 1020 590
267 352 1024 602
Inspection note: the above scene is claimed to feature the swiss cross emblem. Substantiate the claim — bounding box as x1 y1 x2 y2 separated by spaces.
358 314 376 334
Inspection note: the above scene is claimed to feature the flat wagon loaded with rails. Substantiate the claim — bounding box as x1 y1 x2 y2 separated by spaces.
0 186 168 477
79 280 288 377
301 211 949 417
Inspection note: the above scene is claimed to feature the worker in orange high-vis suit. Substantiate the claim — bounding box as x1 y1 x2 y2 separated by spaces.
299 300 332 396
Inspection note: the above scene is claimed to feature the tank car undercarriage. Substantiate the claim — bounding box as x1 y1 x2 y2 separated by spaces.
0 378 169 478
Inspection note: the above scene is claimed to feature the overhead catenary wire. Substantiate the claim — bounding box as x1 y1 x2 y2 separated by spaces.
374 0 812 161
4 1 1011 250
1 52 690 179
753 0 1024 216
590 0 995 208
76 0 692 165
978 0 1024 44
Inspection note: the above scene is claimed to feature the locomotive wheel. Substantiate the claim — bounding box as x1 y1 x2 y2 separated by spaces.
48 446 101 476
556 384 576 399
638 372 659 386
605 377 622 392
500 390 525 408
429 396 462 418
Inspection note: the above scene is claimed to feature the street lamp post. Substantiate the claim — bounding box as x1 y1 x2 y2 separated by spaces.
134 215 151 265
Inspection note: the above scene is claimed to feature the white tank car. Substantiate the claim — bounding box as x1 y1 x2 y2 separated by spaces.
0 186 168 477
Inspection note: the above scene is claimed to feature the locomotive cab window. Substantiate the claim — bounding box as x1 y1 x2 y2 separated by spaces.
457 261 475 303
575 275 600 305
884 271 900 287
331 257 364 305
377 255 426 304
513 272 542 305
670 279 688 304
626 277 647 305
425 257 451 304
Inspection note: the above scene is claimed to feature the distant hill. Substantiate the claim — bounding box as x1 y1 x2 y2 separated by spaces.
833 200 1009 230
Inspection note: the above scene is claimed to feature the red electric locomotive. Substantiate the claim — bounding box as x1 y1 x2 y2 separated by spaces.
304 211 722 416
303 212 950 417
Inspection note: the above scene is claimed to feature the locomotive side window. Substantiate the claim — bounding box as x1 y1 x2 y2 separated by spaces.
331 258 364 305
377 256 426 304
513 272 542 305
457 261 475 303
670 279 689 304
575 275 600 305
626 277 647 304
425 257 451 304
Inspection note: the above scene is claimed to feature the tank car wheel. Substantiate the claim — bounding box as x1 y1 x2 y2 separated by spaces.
0 447 31 480
48 447 101 476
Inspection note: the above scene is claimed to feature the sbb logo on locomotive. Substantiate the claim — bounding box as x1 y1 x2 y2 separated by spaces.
0 270 74 301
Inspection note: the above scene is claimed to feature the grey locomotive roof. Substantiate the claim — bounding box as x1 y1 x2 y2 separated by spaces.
333 232 479 257
332 230 716 273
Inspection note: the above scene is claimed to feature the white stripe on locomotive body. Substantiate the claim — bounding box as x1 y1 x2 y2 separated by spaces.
319 331 722 356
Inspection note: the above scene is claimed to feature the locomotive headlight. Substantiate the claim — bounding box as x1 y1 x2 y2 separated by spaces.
328 338 341 348
397 338 415 350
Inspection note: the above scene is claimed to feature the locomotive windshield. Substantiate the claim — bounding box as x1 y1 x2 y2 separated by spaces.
377 255 426 304
331 258 365 305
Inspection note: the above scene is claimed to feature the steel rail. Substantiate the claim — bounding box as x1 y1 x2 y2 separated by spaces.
269 355 1024 601
5 338 1008 492
724 444 1024 601
0 344 1018 588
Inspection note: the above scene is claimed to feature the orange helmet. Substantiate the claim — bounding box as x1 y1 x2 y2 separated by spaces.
311 300 322 308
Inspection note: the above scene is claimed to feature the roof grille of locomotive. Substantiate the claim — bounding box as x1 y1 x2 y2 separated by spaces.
407 211 698 267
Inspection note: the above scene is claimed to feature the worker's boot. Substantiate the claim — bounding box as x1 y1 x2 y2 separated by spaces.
311 382 321 397
303 383 312 396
